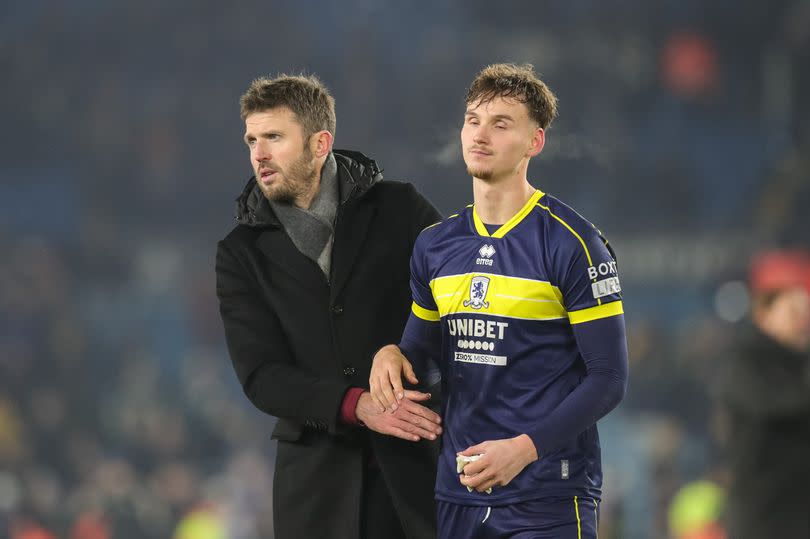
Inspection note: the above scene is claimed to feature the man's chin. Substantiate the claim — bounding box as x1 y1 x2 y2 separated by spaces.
466 167 494 181
258 182 295 205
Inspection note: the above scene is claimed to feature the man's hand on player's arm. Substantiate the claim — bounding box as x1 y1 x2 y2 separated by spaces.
458 435 538 493
369 344 419 412
356 390 442 442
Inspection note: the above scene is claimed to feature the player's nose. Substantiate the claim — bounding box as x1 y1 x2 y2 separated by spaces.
472 126 490 144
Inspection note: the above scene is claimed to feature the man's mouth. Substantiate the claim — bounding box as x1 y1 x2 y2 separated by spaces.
259 169 278 183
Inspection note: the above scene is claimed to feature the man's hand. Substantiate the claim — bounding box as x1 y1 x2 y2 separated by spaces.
369 344 419 412
458 435 538 493
356 390 442 442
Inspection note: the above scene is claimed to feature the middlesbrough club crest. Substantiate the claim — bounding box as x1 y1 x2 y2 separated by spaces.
463 276 491 309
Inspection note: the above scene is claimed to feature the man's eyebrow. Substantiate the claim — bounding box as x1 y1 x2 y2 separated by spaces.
491 114 515 122
244 130 282 142
464 111 515 122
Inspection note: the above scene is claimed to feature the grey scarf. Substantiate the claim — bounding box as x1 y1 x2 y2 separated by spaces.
269 153 339 278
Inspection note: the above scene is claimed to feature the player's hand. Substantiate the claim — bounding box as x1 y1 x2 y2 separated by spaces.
356 391 442 442
369 344 419 412
458 435 538 493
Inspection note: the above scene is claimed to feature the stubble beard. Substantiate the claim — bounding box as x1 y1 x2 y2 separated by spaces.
466 165 494 182
257 147 317 205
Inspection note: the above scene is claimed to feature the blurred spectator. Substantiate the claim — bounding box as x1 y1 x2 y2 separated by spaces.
661 32 719 100
70 511 111 539
667 479 726 539
718 250 810 539
10 519 58 539
173 504 226 539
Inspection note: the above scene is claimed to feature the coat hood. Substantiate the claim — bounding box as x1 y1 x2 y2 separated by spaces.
233 149 383 228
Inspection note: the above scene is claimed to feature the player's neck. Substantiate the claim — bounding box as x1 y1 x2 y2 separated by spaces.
472 177 536 225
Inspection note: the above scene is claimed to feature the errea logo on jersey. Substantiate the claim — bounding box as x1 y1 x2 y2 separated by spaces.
476 244 495 266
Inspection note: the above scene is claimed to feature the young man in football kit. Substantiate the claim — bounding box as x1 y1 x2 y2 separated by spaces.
369 63 629 538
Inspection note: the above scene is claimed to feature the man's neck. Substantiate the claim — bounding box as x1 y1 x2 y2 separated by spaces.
294 178 321 210
293 157 328 209
472 176 536 225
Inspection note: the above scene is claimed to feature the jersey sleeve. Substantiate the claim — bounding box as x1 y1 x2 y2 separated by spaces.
551 217 623 325
409 229 440 322
399 228 442 384
528 314 629 454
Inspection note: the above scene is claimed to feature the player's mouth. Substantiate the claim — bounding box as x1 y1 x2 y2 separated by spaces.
468 148 493 157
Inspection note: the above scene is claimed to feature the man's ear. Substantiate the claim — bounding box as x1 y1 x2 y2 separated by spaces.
527 128 545 158
311 130 333 158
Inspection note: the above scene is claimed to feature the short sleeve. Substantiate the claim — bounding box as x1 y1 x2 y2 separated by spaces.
552 220 623 325
409 228 440 322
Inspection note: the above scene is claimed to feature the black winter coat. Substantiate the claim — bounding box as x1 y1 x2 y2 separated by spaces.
720 320 810 539
216 150 442 539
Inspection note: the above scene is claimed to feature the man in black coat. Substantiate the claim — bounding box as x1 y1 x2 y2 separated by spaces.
216 74 443 539
720 250 810 539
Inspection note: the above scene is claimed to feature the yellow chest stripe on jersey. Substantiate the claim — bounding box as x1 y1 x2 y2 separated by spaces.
429 273 567 320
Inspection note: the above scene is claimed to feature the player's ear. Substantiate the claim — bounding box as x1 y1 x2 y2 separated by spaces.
528 127 545 157
311 130 333 158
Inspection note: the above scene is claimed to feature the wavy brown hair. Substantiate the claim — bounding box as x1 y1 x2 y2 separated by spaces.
465 63 558 129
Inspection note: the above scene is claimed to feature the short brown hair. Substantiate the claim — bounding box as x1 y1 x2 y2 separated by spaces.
465 63 558 129
240 74 336 138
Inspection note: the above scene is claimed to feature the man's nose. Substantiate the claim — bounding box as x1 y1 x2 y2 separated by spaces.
472 125 489 144
253 142 271 163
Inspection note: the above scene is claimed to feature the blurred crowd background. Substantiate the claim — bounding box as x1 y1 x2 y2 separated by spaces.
2 0 809 537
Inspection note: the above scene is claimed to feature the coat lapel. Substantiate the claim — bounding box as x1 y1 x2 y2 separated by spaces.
329 196 377 299
255 228 329 290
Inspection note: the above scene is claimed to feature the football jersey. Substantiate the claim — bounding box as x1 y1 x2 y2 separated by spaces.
409 189 623 505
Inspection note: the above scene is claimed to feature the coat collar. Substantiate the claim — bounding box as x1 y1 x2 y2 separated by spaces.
244 150 383 297
233 149 383 228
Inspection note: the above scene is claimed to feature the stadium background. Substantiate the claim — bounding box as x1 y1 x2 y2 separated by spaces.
1 0 809 537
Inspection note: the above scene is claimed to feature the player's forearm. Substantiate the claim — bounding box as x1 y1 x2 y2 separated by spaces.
528 315 629 455
399 311 442 384
528 369 626 455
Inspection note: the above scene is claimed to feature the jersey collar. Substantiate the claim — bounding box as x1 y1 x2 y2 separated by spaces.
472 189 544 238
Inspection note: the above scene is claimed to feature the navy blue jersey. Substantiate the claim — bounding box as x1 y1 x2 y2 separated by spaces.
408 190 623 505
